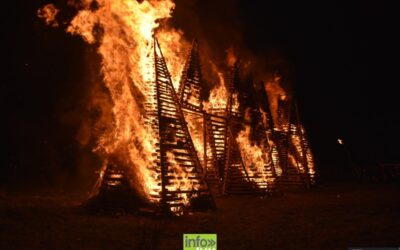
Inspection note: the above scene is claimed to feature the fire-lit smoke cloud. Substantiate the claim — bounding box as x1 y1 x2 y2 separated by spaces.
225 47 237 67
173 0 243 64
37 4 60 27
171 0 245 91
173 0 291 114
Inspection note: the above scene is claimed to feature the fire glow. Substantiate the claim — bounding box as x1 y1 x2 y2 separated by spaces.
38 0 316 214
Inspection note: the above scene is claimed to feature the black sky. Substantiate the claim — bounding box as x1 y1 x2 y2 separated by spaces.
3 1 394 186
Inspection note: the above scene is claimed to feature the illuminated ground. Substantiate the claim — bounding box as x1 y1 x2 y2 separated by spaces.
1 183 399 249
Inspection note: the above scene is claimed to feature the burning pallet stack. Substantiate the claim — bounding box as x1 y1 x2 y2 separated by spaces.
149 38 215 213
219 67 277 195
91 37 316 215
274 96 316 189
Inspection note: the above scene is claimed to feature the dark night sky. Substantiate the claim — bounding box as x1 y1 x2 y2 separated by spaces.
3 1 394 186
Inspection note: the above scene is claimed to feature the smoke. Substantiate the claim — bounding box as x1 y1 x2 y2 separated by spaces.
172 0 292 95
55 50 107 193
171 0 242 90
171 0 294 128
75 55 114 151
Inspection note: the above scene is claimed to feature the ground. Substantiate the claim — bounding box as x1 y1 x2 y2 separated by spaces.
1 183 399 249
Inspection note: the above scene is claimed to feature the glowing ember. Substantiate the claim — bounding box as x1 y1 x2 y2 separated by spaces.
231 92 240 114
186 114 205 162
290 124 305 173
270 142 282 176
166 151 194 212
37 4 59 27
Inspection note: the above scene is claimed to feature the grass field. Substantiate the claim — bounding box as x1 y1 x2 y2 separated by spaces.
1 183 399 249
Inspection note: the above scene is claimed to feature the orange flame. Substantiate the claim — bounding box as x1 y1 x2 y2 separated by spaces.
157 29 190 90
264 73 286 129
64 0 187 201
203 72 229 113
236 125 273 188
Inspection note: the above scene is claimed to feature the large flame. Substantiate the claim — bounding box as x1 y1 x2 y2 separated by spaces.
203 48 239 115
65 0 187 201
157 29 190 89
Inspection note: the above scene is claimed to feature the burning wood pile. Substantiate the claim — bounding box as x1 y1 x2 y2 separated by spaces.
38 0 316 215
